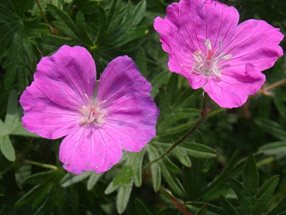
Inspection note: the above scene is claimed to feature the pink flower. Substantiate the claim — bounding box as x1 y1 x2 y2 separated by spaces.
154 0 284 108
20 45 159 174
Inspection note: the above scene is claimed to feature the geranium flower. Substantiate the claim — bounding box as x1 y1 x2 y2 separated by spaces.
20 45 159 174
154 0 284 108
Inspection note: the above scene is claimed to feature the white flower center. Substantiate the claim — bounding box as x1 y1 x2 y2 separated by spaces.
193 39 231 77
79 100 106 126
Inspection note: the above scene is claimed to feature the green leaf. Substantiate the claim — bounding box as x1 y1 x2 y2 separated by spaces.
268 195 286 215
255 119 286 140
259 141 286 157
105 0 118 27
147 145 162 192
2 34 38 90
172 147 192 168
227 178 244 201
201 152 243 200
274 90 286 120
105 165 134 213
161 160 185 197
0 120 8 136
0 1 45 90
134 47 147 76
24 170 57 185
0 135 15 161
113 166 134 186
61 171 92 187
133 199 152 215
220 196 239 215
252 176 279 214
74 0 106 44
38 34 72 52
3 90 38 137
31 0 64 16
243 155 259 195
159 142 217 159
116 181 133 214
16 184 51 208
47 4 80 40
10 125 39 137
16 171 58 208
195 206 207 215
111 26 147 48
150 72 170 97
15 165 32 188
184 143 217 159
5 90 18 131
86 173 102 191
127 150 145 187
0 0 34 48
165 74 179 108
132 0 146 26
16 170 66 213
105 181 119 195
162 120 197 136
75 10 93 46
102 0 147 49
187 202 224 214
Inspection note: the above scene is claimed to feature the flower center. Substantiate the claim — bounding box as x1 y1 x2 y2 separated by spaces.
79 101 107 126
193 39 231 77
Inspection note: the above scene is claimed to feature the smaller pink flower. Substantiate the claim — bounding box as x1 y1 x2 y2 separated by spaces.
20 45 159 174
154 0 284 108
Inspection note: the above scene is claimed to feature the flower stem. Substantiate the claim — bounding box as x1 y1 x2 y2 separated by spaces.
145 95 210 169
24 160 58 170
257 79 286 96
35 0 54 33
161 187 193 215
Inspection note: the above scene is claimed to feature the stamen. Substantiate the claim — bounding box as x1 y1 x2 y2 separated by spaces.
205 39 212 50
192 39 231 77
223 54 232 60
79 101 107 126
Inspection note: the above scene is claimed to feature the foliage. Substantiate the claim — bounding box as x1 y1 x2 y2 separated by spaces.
0 0 286 214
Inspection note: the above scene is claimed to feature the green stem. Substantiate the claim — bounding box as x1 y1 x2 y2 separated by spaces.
257 79 286 96
35 0 53 33
161 187 193 215
24 160 58 170
145 95 211 169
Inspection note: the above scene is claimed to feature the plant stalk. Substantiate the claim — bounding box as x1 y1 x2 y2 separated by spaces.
35 0 54 33
24 160 58 170
257 79 286 96
145 95 210 169
161 187 193 215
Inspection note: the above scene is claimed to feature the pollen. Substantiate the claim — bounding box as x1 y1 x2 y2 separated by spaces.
79 101 107 126
193 39 232 77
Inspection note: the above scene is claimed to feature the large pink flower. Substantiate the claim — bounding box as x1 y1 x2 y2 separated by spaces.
154 0 284 108
20 45 159 174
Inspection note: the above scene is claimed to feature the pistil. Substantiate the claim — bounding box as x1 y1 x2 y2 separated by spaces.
192 39 231 77
79 101 106 126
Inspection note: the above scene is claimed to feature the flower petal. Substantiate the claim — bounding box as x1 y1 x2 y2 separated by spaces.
203 64 265 108
97 56 151 100
154 3 195 74
20 82 80 139
179 0 240 51
59 127 122 174
97 56 159 152
221 20 284 71
154 0 239 89
104 96 158 152
33 45 96 109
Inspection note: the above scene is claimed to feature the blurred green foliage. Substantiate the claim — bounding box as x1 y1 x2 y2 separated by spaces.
0 0 286 214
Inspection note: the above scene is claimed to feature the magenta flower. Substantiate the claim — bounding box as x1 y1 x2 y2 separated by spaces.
154 0 284 108
20 45 159 174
